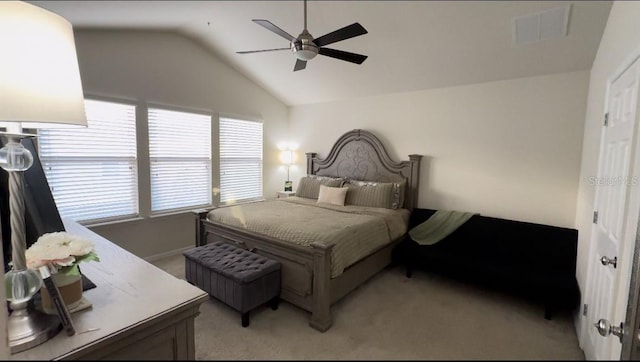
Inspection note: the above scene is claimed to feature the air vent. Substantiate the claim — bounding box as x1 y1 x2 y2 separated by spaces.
512 4 571 45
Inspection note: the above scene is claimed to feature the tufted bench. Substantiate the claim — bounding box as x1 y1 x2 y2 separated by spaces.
183 241 281 327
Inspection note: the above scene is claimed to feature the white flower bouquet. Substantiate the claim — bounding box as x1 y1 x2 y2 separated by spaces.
26 231 100 276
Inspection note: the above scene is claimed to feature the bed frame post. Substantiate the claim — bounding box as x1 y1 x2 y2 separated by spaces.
309 241 333 332
192 209 210 247
306 152 317 175
408 154 423 210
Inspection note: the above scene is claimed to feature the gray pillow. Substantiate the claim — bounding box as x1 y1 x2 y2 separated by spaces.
345 179 407 209
295 175 345 199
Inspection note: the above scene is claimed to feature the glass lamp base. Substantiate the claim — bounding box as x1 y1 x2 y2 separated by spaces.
284 180 292 192
8 305 61 354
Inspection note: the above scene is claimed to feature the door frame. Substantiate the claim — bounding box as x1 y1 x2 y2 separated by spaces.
622 224 640 359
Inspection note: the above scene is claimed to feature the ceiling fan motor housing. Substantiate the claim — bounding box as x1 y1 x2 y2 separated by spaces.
291 29 318 61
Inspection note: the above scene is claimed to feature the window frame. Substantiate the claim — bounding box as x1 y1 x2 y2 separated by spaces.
37 96 140 225
147 103 213 215
218 114 264 206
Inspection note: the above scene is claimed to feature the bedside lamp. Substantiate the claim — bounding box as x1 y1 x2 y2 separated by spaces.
0 1 87 353
280 149 293 191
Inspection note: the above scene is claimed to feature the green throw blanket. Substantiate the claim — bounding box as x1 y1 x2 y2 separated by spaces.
408 210 478 245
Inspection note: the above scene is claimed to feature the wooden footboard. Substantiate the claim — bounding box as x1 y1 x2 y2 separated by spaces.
195 212 400 332
197 214 333 330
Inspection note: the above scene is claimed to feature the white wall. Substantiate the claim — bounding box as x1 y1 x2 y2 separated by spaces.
573 0 640 349
73 30 289 257
290 71 589 228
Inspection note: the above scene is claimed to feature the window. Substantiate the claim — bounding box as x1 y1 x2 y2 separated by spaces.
148 107 211 212
219 117 263 204
38 99 138 223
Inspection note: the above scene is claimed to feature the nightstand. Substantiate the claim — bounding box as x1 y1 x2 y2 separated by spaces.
277 191 296 199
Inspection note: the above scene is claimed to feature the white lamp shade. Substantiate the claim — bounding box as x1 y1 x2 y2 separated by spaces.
280 149 293 165
0 1 87 128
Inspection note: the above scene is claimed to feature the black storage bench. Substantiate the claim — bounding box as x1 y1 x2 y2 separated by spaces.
183 241 281 327
397 208 581 319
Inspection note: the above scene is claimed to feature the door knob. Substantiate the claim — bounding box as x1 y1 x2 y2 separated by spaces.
594 318 624 343
600 256 617 268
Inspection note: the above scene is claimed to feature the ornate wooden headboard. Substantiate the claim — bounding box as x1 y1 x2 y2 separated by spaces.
305 129 422 210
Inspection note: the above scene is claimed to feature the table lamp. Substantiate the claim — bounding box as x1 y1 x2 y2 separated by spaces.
281 149 293 191
0 1 87 353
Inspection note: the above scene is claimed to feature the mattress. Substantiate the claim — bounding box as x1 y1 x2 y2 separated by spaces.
206 196 410 277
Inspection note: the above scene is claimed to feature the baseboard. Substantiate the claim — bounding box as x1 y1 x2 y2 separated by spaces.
145 246 193 263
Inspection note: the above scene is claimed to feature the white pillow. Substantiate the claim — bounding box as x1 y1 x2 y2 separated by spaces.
317 185 348 206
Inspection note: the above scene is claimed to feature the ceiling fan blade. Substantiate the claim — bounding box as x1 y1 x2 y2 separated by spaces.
318 48 368 64
313 23 367 47
252 19 297 42
294 59 307 71
237 47 290 54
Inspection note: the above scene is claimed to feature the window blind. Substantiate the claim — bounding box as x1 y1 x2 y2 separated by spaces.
219 117 263 204
148 107 212 212
38 99 138 223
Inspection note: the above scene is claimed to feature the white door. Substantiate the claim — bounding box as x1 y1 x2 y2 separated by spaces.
584 56 640 360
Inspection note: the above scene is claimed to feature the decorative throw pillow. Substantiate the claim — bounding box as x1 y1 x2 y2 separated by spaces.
317 185 349 206
345 179 407 209
345 181 394 208
295 175 345 199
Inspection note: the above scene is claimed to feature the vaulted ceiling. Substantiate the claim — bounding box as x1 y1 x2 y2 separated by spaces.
31 1 613 106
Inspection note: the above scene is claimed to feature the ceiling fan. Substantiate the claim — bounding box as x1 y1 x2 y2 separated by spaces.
237 0 368 71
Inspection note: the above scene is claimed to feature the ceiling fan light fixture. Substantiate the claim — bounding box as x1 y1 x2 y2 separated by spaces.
291 33 318 61
294 48 317 61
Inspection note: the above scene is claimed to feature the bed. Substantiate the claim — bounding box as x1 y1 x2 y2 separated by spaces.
194 129 422 331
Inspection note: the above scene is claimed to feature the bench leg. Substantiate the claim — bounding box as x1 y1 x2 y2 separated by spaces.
269 296 279 310
544 306 553 320
402 240 414 278
241 311 250 327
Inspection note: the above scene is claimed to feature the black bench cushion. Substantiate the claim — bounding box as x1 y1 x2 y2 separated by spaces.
183 241 280 283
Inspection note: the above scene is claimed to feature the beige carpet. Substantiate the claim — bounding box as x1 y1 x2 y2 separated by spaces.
152 254 585 360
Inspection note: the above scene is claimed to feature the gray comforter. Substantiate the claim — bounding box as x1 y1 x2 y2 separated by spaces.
206 197 410 277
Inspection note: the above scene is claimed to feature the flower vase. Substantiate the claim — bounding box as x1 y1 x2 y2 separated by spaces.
41 272 83 314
